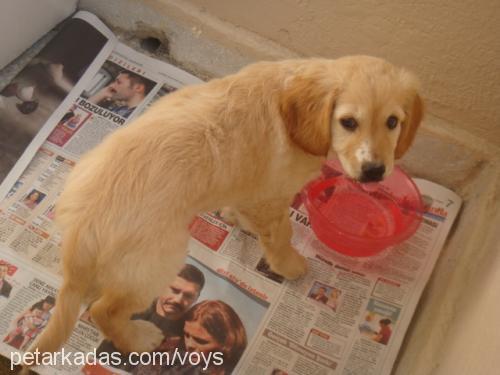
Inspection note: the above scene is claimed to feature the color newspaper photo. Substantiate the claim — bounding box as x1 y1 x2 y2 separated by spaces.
92 257 268 374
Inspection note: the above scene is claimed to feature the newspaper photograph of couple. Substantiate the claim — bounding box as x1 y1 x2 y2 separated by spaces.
80 256 269 375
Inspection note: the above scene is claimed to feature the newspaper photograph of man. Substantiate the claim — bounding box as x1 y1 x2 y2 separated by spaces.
80 60 157 119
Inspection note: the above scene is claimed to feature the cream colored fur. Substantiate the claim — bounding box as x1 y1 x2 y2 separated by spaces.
23 56 422 370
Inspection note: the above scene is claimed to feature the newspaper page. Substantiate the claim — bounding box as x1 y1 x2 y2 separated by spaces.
0 11 462 375
234 179 461 375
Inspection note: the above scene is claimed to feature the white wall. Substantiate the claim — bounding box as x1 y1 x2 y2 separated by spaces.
0 0 77 69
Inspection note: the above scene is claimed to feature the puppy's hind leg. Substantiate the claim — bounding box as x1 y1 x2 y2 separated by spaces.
237 201 307 280
91 229 190 353
90 291 164 353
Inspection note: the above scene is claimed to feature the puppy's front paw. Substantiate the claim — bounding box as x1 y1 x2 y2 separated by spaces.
269 248 308 280
117 320 164 353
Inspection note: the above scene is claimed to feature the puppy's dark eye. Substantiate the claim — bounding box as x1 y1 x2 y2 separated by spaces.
340 117 358 131
386 115 399 130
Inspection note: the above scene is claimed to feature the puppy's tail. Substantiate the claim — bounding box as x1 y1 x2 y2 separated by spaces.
22 225 90 370
22 282 84 371
35 282 84 352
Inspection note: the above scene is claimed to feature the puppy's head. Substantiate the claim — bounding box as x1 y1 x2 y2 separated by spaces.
280 56 423 182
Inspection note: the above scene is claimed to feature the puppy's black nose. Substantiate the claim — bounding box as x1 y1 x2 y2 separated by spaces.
361 163 385 182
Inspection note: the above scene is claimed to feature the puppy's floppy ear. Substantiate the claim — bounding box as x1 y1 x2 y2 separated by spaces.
279 76 337 156
395 94 423 159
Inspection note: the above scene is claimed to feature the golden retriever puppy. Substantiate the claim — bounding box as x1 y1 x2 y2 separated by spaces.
25 56 422 364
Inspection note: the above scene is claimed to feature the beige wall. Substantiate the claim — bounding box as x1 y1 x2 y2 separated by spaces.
185 0 500 145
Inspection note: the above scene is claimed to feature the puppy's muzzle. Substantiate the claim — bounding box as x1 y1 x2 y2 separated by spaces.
360 163 385 182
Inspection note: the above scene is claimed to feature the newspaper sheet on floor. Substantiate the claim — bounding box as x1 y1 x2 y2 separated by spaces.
0 11 462 375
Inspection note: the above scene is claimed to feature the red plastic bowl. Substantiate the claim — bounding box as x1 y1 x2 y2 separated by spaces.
304 160 423 257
